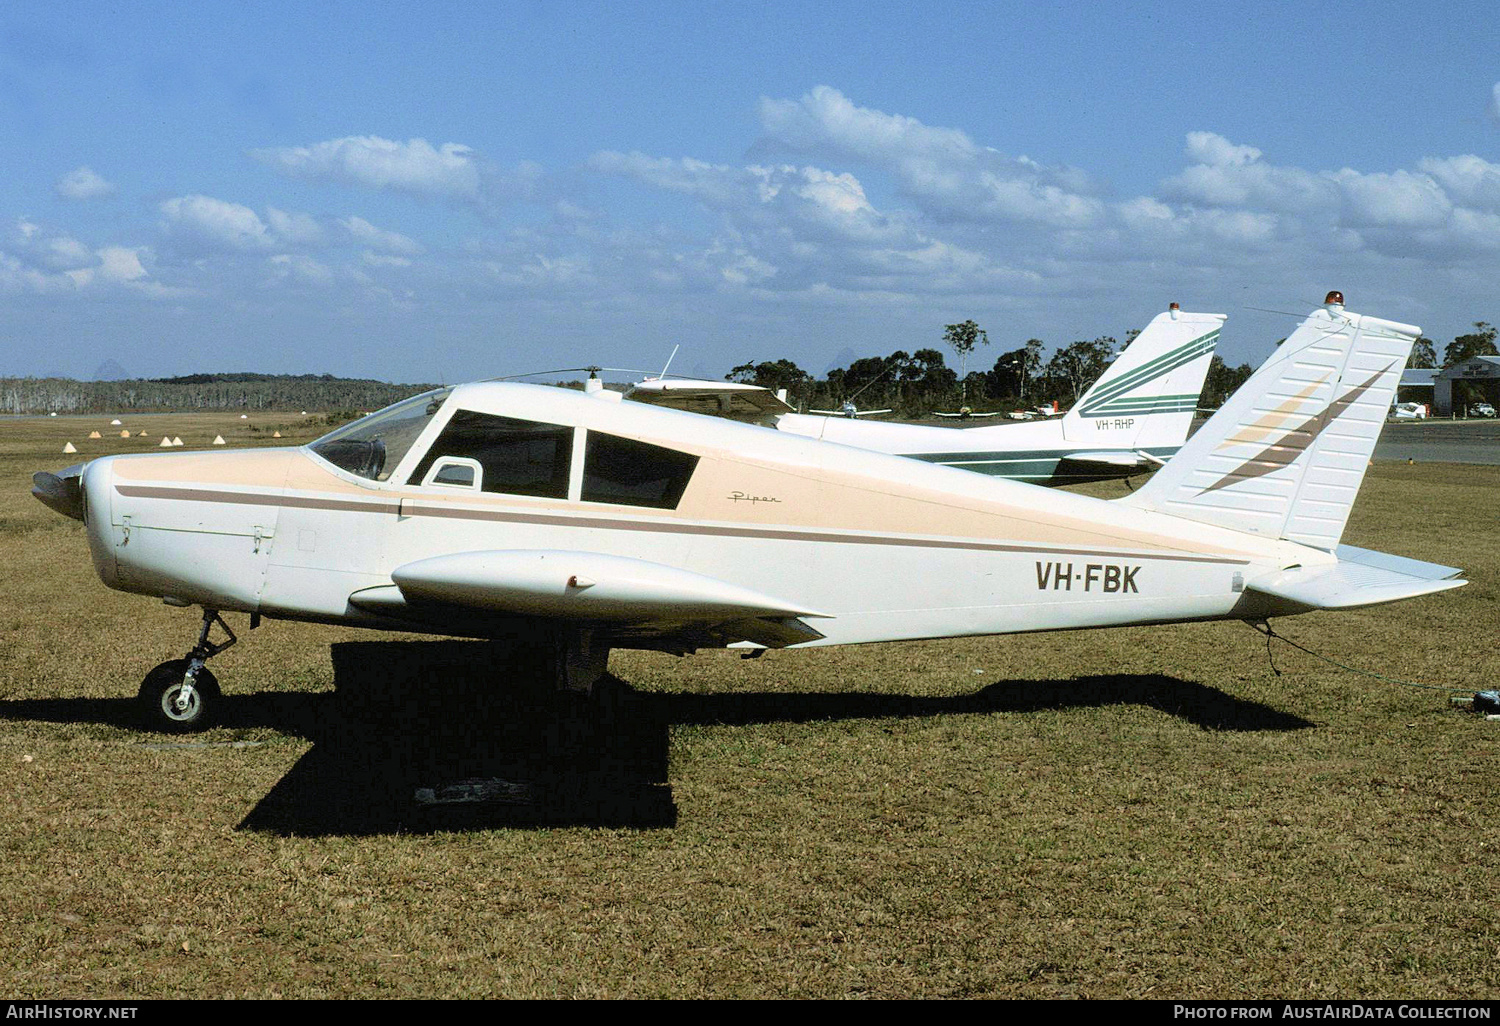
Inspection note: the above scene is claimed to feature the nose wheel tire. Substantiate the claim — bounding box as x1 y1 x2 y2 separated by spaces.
137 660 220 733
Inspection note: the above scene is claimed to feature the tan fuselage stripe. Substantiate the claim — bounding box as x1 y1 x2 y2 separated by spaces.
115 484 1249 566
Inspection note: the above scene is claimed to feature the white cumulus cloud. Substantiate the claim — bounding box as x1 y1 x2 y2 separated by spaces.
591 152 911 245
362 251 412 268
252 136 543 217
588 152 745 206
1184 131 1262 167
1333 168 1451 228
0 216 157 294
252 136 482 200
590 147 1011 296
0 252 73 294
342 215 423 255
1162 133 1334 212
269 253 335 287
1154 130 1500 258
41 236 95 270
160 195 333 254
160 195 274 251
30 85 1500 358
96 246 148 282
65 246 150 288
755 86 1102 228
266 207 326 247
1418 155 1500 213
55 166 115 201
760 84 977 168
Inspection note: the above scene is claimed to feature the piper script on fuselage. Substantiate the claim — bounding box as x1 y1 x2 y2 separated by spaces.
728 491 781 504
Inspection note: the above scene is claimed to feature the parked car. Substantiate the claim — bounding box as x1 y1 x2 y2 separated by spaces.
1469 402 1496 418
1392 402 1428 420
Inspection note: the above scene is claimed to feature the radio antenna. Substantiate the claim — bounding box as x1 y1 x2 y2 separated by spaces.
657 344 680 381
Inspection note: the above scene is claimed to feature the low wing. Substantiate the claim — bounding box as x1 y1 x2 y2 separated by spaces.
348 549 828 649
625 378 794 421
1246 545 1465 612
933 411 1004 419
810 408 893 417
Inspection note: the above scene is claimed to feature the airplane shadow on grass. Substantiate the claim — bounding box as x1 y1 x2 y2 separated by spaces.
0 639 1314 836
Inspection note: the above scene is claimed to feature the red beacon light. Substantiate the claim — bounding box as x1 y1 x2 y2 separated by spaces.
1324 290 1345 306
1169 301 1180 319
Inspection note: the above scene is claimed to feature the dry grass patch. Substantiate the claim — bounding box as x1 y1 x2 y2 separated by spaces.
1 415 1497 998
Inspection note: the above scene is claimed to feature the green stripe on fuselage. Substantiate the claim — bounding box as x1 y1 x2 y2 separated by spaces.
903 446 1181 485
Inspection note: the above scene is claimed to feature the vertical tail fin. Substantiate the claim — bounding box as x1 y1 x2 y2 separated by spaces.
1120 296 1419 551
1061 306 1223 451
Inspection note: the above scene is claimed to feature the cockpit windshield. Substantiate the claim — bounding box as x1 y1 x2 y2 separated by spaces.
308 388 451 481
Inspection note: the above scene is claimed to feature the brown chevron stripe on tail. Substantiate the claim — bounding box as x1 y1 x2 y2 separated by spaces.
1119 295 1420 552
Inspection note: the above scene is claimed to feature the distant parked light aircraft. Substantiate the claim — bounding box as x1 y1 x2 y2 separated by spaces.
932 406 1006 420
807 400 893 418
31 293 1463 734
629 302 1222 485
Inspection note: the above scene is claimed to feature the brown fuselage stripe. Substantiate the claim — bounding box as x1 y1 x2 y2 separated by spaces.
115 484 1250 566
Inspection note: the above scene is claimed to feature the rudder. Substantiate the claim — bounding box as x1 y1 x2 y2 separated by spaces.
1061 305 1223 450
1120 294 1419 551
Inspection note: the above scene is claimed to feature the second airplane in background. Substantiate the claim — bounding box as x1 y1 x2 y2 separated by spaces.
628 303 1223 486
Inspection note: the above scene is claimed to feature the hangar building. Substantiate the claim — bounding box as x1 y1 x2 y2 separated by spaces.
1397 368 1437 408
1435 356 1500 416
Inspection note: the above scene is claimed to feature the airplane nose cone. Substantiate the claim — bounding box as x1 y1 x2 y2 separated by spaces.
80 458 119 590
32 462 87 521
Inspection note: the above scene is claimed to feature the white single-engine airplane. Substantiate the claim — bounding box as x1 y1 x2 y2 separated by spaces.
807 401 893 418
33 293 1464 733
931 407 1006 420
627 302 1221 485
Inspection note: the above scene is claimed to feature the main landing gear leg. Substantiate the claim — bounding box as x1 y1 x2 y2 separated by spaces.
553 628 610 695
136 609 238 733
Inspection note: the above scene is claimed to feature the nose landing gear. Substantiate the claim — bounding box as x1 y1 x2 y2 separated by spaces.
136 610 239 733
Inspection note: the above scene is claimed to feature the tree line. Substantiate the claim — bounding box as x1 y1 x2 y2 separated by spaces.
1406 322 1498 369
730 319 1259 418
4 319 1490 419
732 316 1500 418
0 372 439 415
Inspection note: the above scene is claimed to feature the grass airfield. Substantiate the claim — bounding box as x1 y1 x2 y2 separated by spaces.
1 410 1497 999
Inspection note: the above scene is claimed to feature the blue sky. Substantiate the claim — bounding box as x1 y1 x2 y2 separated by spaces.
3 1 1500 383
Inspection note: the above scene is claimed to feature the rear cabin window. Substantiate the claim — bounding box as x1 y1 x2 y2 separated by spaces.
408 411 572 499
582 432 698 509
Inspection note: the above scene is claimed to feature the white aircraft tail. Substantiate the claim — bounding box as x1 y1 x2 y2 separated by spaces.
1120 295 1418 552
1060 306 1223 450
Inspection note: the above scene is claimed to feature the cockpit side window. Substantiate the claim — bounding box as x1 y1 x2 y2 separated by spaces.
407 410 573 499
308 388 451 482
582 431 698 509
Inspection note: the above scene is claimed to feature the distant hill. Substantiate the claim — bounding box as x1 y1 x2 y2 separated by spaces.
147 371 370 385
93 359 131 381
0 372 441 415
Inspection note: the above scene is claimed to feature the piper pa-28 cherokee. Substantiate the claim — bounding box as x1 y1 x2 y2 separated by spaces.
627 302 1222 485
32 292 1464 733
